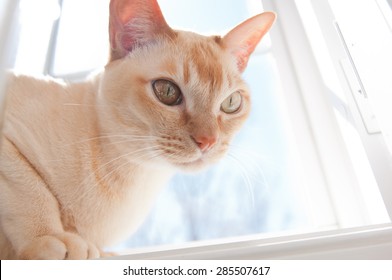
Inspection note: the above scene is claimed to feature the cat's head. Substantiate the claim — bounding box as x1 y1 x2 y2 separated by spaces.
98 0 275 171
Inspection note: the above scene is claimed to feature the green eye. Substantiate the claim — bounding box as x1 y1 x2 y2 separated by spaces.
221 91 242 114
152 79 183 106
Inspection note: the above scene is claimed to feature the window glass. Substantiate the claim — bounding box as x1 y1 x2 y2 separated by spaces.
52 0 109 76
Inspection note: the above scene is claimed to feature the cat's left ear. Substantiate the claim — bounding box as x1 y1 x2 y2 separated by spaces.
109 0 174 61
223 12 276 72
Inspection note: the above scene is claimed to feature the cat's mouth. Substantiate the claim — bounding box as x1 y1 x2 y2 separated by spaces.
159 149 209 171
155 136 228 171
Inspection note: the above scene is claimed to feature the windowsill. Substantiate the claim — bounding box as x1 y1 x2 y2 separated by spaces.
110 223 392 259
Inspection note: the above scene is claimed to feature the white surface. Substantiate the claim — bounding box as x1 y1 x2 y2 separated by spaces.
0 0 18 132
113 224 392 259
307 0 392 218
330 0 392 155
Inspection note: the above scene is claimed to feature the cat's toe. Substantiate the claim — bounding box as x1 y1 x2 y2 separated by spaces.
19 232 100 260
19 235 67 260
55 232 101 259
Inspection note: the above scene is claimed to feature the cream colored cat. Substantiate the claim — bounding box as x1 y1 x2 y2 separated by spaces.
0 0 275 259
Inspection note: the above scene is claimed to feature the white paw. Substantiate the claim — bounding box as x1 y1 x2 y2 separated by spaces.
19 232 100 260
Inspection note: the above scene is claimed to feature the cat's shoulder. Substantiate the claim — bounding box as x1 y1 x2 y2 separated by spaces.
4 71 74 109
5 71 67 93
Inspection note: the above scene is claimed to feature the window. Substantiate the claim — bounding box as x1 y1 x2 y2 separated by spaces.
291 0 392 222
2 0 392 259
0 0 18 125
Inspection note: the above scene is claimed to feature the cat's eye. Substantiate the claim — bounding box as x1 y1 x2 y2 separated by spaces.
221 91 242 114
152 79 183 106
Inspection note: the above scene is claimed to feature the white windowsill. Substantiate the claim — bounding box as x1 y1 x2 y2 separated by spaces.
111 223 392 259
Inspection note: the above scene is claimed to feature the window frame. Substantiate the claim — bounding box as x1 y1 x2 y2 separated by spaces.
306 0 392 218
0 0 19 134
262 0 392 227
111 223 392 259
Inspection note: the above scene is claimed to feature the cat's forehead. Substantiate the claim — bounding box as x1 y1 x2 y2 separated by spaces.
177 32 225 88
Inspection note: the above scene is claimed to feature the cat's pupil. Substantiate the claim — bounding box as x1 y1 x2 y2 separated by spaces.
165 85 174 97
221 91 242 114
152 79 183 106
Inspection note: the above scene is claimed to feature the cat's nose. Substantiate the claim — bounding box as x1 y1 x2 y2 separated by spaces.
192 135 218 152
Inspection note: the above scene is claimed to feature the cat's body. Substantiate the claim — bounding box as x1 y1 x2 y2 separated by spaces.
0 73 172 259
0 0 275 259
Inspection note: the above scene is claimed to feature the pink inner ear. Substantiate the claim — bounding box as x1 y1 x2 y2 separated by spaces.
235 30 266 72
109 0 171 61
223 12 276 72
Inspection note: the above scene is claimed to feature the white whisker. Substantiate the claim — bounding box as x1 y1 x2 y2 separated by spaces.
228 145 270 191
225 153 255 207
61 134 158 147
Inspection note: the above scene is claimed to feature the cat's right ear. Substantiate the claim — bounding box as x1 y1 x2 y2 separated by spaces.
223 12 276 72
109 0 174 61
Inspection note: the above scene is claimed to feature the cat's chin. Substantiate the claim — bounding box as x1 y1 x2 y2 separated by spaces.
172 156 221 172
164 147 228 172
175 159 206 172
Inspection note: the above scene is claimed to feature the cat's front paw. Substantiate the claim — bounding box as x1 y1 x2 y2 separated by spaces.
19 232 100 260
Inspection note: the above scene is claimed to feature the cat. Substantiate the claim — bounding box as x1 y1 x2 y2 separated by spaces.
0 0 275 259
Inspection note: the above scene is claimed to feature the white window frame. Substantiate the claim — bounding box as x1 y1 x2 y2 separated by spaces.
304 0 392 217
264 0 392 228
0 0 18 133
1 0 392 259
112 223 392 259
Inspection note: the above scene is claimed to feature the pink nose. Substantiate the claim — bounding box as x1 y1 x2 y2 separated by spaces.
192 135 217 152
